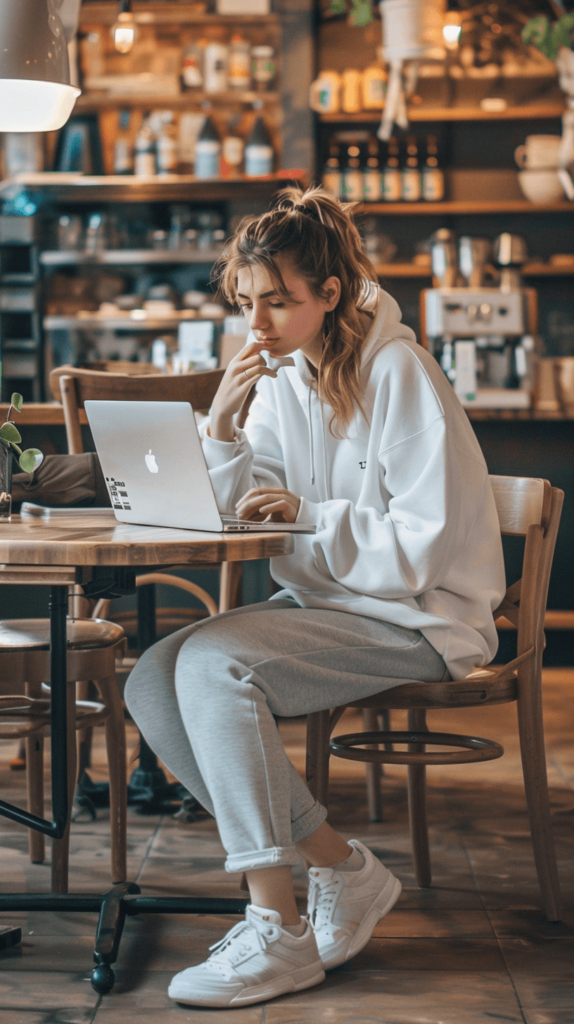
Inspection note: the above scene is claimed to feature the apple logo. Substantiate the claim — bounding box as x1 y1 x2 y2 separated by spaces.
145 449 159 473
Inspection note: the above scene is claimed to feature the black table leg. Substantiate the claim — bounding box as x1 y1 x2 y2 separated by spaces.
128 584 183 811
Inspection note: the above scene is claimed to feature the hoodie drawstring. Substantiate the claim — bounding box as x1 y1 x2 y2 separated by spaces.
308 386 315 486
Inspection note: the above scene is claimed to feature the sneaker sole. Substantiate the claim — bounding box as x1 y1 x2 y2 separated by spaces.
169 960 326 1008
321 871 402 971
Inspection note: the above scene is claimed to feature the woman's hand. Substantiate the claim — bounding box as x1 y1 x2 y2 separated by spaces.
235 487 301 523
209 341 277 442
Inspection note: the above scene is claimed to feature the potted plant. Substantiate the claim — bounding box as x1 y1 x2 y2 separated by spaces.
0 392 43 519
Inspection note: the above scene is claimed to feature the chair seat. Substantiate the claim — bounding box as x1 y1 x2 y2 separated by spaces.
350 672 518 711
0 618 124 652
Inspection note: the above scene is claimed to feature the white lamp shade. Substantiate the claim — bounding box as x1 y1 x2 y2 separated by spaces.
0 79 80 132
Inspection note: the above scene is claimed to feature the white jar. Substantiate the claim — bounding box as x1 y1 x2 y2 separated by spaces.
204 42 228 94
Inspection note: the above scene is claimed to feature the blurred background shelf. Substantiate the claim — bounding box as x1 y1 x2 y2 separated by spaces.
40 249 223 266
355 200 574 215
319 104 565 123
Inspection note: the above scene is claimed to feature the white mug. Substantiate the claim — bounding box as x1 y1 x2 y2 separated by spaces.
514 135 562 170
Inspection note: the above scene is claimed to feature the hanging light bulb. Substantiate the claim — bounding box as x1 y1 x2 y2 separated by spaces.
112 0 137 55
0 0 80 132
443 11 462 49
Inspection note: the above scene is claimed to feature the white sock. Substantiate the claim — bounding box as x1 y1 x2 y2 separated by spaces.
282 918 306 937
332 846 365 873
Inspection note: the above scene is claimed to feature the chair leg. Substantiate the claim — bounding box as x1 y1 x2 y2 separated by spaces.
96 674 127 884
407 709 431 888
51 684 78 894
306 710 331 808
25 732 45 864
517 663 562 921
76 681 96 776
362 708 383 823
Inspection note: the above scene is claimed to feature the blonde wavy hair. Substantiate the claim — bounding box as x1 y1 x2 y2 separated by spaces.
211 185 378 433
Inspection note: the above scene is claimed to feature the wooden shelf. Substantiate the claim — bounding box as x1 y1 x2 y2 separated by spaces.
81 2 280 27
355 200 574 215
40 248 223 267
43 313 220 331
372 261 574 278
75 91 280 112
319 104 565 124
373 263 432 277
0 172 307 205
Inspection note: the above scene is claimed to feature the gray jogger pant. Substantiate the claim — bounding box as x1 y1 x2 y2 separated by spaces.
124 599 448 873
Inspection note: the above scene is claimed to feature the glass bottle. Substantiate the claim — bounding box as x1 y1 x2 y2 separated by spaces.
228 33 251 90
402 135 422 202
251 45 275 91
422 134 445 202
322 140 342 199
381 136 401 202
245 117 273 177
204 41 228 94
362 136 382 202
182 41 203 89
342 141 363 202
113 109 133 175
134 118 156 176
194 116 221 179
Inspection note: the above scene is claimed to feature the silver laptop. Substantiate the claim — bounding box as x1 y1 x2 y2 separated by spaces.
84 400 316 534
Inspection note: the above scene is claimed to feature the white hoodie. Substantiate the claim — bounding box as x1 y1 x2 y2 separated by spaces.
201 287 506 680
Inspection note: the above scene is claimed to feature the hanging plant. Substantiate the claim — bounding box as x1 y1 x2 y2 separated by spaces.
522 12 574 60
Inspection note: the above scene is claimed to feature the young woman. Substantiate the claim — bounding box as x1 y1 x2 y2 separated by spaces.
125 186 505 1009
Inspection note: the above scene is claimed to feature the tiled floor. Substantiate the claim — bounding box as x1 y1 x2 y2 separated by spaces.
1 668 573 1024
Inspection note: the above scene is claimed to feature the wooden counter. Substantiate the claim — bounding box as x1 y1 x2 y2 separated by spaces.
1 403 569 427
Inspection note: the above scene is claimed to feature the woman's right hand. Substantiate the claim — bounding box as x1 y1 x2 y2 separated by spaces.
209 341 277 442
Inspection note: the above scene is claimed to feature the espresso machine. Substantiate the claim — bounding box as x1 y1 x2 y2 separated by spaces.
423 232 535 409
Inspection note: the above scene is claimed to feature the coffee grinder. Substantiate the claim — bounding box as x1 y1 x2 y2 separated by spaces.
423 232 535 409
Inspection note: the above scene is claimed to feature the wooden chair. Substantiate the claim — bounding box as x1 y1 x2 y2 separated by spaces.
0 617 127 893
305 475 564 922
49 365 241 622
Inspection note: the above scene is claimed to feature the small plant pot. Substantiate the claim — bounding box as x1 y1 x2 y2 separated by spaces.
0 440 13 519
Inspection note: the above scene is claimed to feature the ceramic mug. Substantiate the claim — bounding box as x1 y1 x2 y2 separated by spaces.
514 135 562 170
517 169 565 204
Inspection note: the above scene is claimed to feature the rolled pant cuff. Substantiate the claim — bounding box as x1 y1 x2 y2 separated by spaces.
291 800 328 845
225 845 303 873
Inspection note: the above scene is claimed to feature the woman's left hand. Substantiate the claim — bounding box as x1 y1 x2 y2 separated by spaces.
235 487 301 523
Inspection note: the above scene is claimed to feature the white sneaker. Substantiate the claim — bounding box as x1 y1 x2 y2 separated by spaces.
168 904 325 1007
308 839 402 970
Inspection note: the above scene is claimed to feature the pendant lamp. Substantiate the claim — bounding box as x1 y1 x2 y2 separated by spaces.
0 0 80 133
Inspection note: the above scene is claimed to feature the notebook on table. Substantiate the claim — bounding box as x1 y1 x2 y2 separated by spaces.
84 400 316 534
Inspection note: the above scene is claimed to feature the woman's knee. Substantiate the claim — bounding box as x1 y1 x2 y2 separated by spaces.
124 624 196 716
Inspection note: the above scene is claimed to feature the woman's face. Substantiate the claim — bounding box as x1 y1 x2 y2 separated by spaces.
236 259 340 367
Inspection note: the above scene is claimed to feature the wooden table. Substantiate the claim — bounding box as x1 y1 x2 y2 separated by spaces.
0 513 294 994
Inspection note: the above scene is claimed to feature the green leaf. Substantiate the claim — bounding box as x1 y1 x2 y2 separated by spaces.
522 16 555 60
552 13 574 54
9 442 22 456
0 422 22 444
10 393 22 413
19 448 43 475
349 0 373 26
329 0 347 15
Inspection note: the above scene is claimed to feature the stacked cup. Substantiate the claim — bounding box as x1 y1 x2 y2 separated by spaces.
515 135 565 204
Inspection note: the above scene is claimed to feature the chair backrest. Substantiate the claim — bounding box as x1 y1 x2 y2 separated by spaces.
489 474 564 666
49 365 225 455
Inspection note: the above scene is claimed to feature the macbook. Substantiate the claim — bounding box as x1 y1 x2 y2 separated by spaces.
84 400 315 534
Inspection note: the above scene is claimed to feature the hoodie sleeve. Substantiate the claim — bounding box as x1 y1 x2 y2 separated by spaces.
199 388 287 512
296 416 469 601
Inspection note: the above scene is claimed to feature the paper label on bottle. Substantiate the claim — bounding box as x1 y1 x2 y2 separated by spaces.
245 145 273 176
402 168 422 201
343 169 363 201
323 170 341 198
382 169 402 201
422 167 445 201
363 169 382 202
